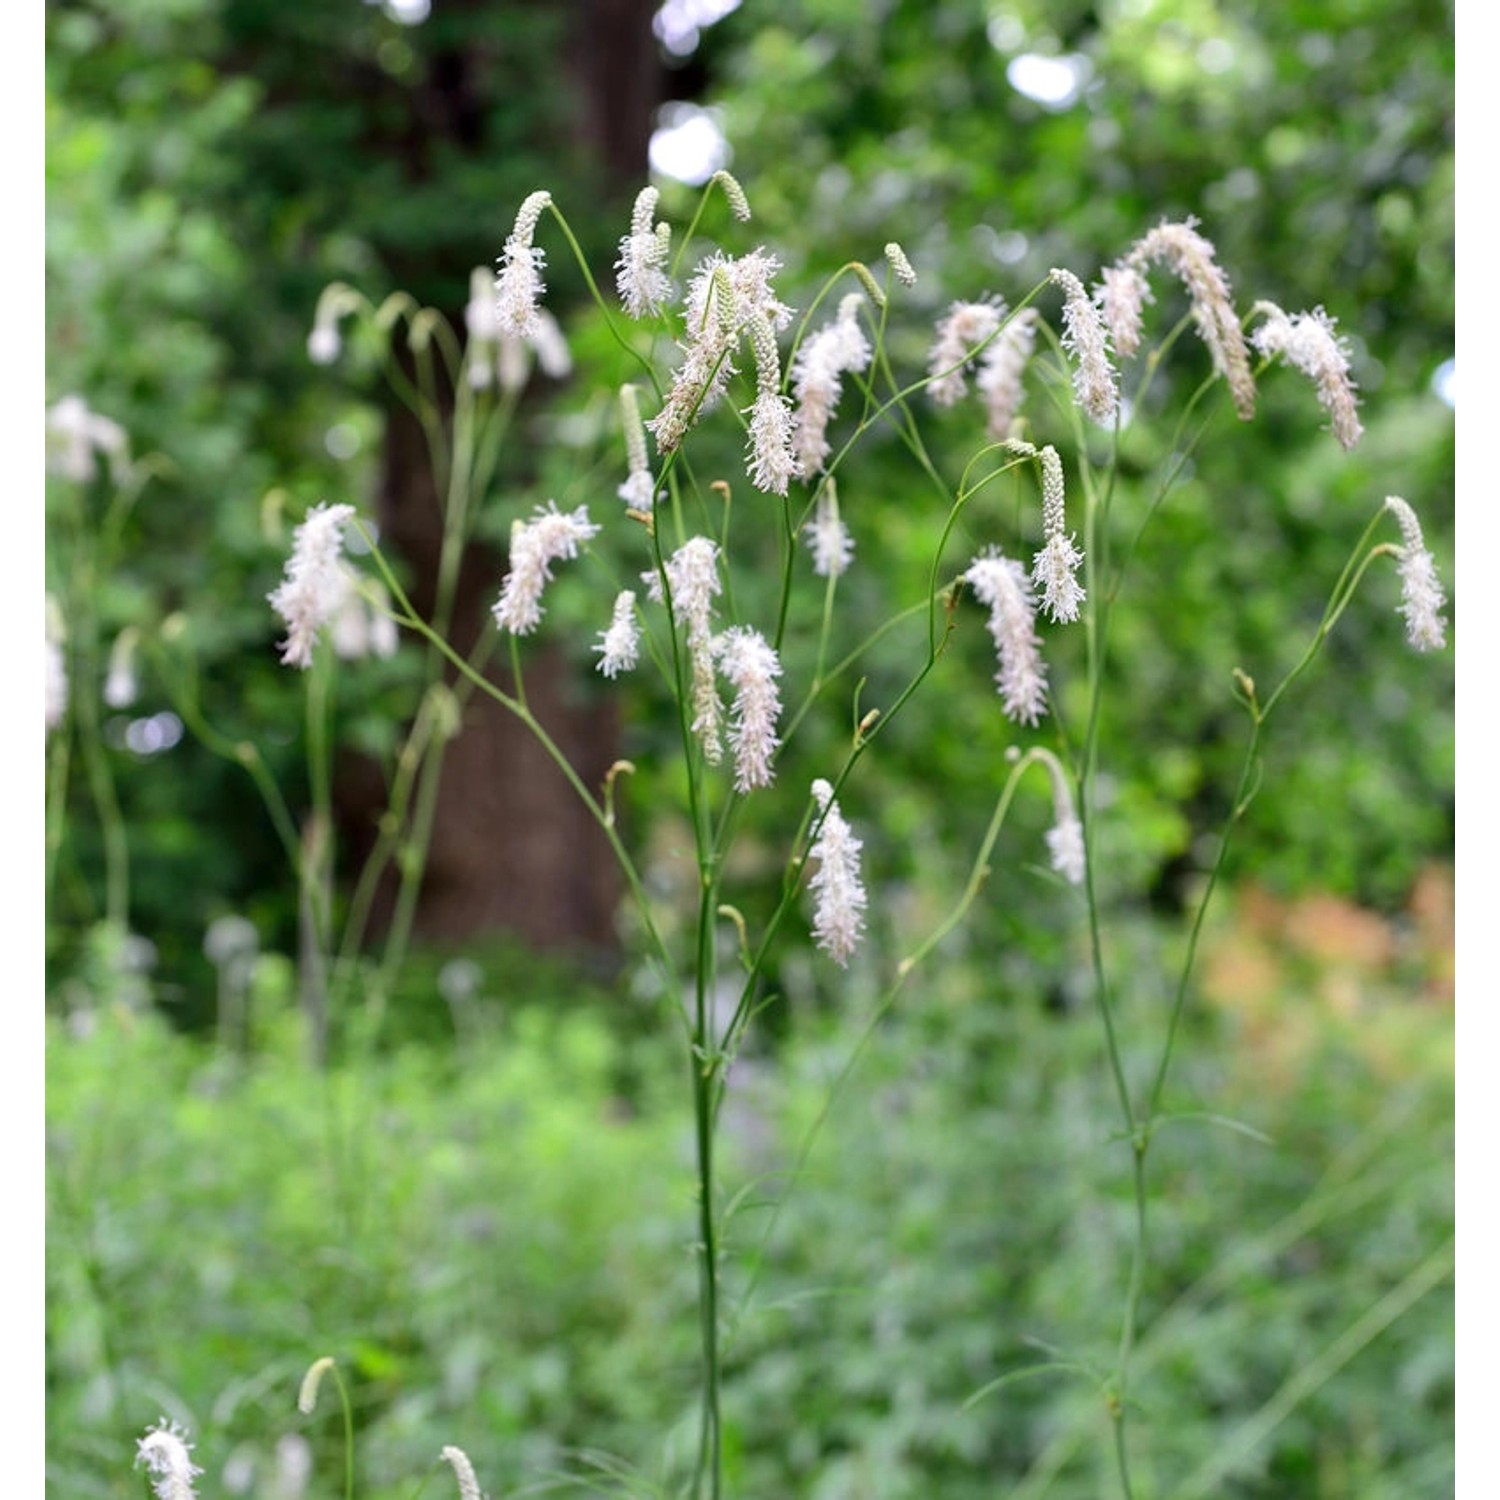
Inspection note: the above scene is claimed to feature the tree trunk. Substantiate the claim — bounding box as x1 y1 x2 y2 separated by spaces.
344 0 662 957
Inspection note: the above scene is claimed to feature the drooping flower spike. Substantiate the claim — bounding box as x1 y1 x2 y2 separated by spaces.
492 502 600 636
1252 301 1363 450
965 548 1049 726
1120 220 1256 420
1383 496 1447 652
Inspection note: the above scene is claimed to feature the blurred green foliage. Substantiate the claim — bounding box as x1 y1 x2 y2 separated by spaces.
45 0 1453 1005
695 0 1454 917
46 940 1451 1497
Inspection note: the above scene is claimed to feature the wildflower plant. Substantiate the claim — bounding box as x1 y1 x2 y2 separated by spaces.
102 174 1447 1500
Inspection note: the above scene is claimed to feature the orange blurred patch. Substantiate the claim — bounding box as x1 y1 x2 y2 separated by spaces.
1200 865 1454 1088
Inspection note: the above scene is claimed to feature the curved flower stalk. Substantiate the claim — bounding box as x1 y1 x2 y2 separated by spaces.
1035 748 1085 885
1252 301 1363 449
884 241 917 286
646 536 726 763
744 313 801 495
1095 262 1153 361
305 282 364 366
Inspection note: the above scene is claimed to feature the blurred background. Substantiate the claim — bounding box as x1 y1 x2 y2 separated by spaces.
45 1 1454 1496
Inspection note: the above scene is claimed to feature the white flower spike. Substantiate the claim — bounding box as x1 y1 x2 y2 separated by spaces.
809 778 867 965
268 502 359 669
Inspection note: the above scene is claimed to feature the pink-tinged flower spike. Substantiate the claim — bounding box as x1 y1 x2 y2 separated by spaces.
1095 263 1153 361
1029 446 1085 624
791 293 873 475
928 299 1004 407
808 779 867 965
716 626 783 791
745 314 801 495
617 385 656 508
136 1419 202 1500
650 249 794 454
495 189 552 339
804 479 855 578
268 502 359 669
1035 749 1085 886
1050 268 1119 423
440 1445 485 1500
1383 496 1447 652
1125 220 1255 419
1252 302 1363 450
616 186 672 319
492 501 600 636
976 307 1039 440
595 590 641 678
646 537 725 762
965 549 1049 725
